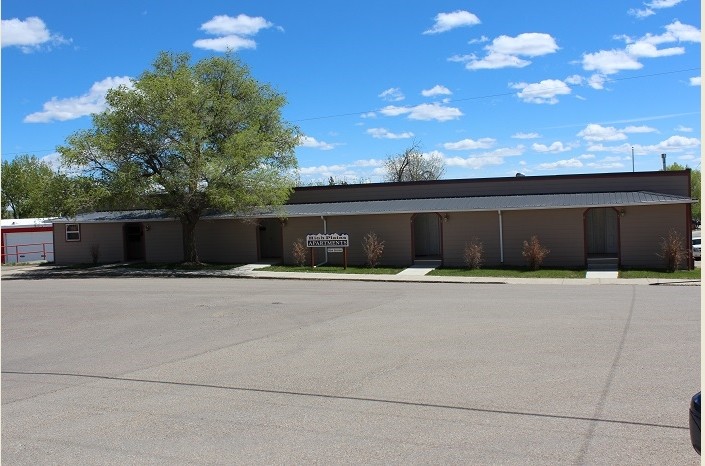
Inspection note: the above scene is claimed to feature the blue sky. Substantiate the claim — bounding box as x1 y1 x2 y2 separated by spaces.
2 1 701 183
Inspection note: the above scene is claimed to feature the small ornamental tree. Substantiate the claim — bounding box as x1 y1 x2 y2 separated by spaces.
522 235 550 270
463 238 484 269
362 232 385 268
657 228 688 272
292 238 308 267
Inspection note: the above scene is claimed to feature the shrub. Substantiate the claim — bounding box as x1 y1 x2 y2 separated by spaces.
292 238 308 267
362 232 385 268
463 238 484 269
522 235 550 270
657 228 688 272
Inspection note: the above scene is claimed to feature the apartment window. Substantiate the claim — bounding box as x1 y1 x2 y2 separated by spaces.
66 224 81 242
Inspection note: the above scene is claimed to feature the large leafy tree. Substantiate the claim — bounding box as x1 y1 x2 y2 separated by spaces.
59 52 301 263
1 155 56 219
384 141 445 182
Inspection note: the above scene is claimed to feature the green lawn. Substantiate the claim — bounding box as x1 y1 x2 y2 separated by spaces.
260 265 404 275
428 267 586 279
619 268 701 279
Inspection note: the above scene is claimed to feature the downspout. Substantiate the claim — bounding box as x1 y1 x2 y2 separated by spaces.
317 215 328 267
498 210 504 264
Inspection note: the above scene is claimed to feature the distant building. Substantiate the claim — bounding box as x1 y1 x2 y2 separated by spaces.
51 170 695 270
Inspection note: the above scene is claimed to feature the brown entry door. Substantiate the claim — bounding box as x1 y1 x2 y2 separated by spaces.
413 213 441 258
586 208 618 255
124 223 145 261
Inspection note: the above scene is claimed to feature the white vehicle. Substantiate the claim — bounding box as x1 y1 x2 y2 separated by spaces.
693 237 701 260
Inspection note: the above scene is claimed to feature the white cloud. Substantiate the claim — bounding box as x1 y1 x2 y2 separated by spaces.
366 128 414 139
582 50 643 75
511 79 572 104
378 87 405 102
675 125 692 132
587 135 700 155
652 135 701 151
512 132 541 139
480 146 526 157
443 138 495 150
194 14 274 52
352 159 384 167
380 103 463 121
469 36 489 45
423 10 481 34
622 125 657 134
564 75 583 85
444 156 505 169
628 0 684 18
193 36 256 52
625 42 683 58
536 158 584 170
586 157 626 169
463 33 558 70
298 164 349 176
299 136 336 150
1 17 68 52
582 21 700 76
200 14 273 36
587 74 607 90
490 33 560 57
531 141 574 153
40 152 62 172
577 124 628 142
690 77 701 86
24 76 133 123
421 85 452 97
465 53 531 70
659 20 701 43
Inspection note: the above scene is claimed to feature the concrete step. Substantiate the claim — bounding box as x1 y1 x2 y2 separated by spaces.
586 257 618 271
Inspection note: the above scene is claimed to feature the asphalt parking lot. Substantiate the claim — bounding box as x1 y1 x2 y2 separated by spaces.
2 277 700 464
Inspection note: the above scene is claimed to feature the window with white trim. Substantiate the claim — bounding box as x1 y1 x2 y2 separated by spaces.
65 224 81 242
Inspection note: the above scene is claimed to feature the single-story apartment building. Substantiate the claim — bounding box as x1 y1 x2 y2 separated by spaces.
51 170 696 269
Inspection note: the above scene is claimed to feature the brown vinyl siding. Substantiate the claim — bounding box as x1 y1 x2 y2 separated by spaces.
53 223 124 265
501 209 586 267
442 211 502 267
281 217 325 265
325 214 412 266
289 170 691 204
145 222 183 263
619 204 689 268
196 219 258 263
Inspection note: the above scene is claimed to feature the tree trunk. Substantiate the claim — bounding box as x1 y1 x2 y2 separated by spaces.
181 217 200 264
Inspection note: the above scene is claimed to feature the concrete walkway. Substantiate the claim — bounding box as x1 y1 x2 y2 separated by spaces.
2 262 699 286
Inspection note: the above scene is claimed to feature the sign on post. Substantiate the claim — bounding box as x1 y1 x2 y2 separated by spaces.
306 233 349 248
306 233 349 269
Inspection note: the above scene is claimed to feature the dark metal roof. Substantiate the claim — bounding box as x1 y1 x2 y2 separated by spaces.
273 191 693 217
52 191 693 223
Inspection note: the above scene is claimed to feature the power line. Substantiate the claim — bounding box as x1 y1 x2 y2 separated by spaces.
291 67 701 122
2 67 700 159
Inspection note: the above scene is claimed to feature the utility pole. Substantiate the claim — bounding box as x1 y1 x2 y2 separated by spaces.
661 153 667 171
631 146 635 172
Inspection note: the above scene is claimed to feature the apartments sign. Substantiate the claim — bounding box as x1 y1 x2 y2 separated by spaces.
306 233 349 248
